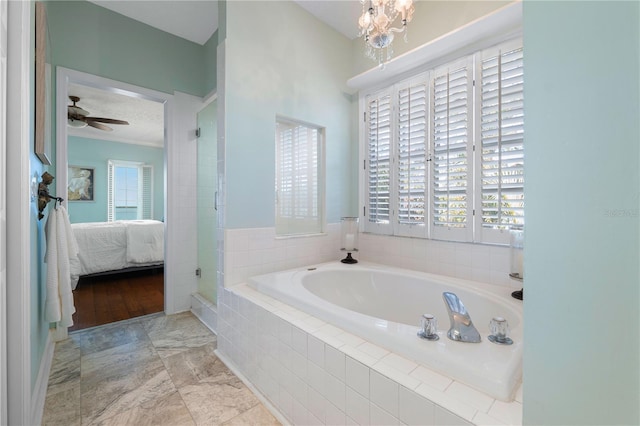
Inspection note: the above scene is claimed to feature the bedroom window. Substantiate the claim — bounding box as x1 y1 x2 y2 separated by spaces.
107 160 153 221
275 117 325 236
363 38 524 244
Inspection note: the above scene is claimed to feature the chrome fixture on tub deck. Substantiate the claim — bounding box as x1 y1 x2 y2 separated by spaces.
442 292 481 343
417 313 439 340
488 316 513 345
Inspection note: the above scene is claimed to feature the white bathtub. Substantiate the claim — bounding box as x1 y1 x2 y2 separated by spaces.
248 261 523 401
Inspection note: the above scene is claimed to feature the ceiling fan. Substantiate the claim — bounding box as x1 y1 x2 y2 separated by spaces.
67 95 129 131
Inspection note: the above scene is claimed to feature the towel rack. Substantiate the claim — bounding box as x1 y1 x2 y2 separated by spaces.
37 171 64 220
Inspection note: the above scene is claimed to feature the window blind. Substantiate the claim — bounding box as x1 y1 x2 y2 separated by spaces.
479 43 525 240
107 160 114 221
431 59 473 240
366 92 392 229
140 165 153 220
397 81 428 231
275 119 323 236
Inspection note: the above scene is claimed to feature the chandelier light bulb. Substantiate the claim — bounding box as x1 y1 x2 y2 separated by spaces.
359 10 372 30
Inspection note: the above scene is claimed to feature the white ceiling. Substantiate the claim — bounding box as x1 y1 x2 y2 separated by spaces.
68 83 165 148
88 0 219 45
74 1 360 146
88 0 361 44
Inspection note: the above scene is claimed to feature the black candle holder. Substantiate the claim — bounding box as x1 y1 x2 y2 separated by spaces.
341 252 358 264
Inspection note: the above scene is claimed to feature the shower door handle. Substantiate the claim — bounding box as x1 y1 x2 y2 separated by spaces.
214 191 218 211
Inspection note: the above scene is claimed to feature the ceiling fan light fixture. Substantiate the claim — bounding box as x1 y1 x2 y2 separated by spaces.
68 117 88 128
66 95 128 131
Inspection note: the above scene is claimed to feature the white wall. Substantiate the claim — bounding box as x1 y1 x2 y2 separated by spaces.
523 2 639 424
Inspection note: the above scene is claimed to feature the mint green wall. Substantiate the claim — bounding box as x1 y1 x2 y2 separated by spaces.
30 155 49 393
45 0 206 97
523 2 639 425
204 30 218 95
224 1 356 228
351 1 511 75
67 137 164 224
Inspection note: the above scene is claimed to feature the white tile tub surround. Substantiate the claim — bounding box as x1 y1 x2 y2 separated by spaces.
224 227 518 290
190 293 217 333
358 233 519 289
215 284 523 426
224 225 342 286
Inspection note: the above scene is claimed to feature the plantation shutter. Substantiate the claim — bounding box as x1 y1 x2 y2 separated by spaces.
365 91 392 234
431 58 474 241
140 165 153 220
107 160 114 221
275 119 323 236
477 40 525 243
396 78 428 236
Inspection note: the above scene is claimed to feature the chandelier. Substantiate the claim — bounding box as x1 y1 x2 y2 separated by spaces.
358 0 415 65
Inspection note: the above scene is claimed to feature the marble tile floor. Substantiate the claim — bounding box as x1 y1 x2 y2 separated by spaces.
42 312 280 426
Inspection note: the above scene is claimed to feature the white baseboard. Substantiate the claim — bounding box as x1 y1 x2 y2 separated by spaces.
191 293 217 333
31 329 55 426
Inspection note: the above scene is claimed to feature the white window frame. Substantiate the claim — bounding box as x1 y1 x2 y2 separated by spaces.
107 159 154 221
474 38 525 244
360 37 524 245
275 116 326 237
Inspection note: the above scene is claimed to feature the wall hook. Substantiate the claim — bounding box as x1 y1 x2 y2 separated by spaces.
37 171 64 220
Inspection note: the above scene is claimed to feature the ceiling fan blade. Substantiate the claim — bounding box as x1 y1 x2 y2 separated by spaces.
87 121 113 132
84 117 129 125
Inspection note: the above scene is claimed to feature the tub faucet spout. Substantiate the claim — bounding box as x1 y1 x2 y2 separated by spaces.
443 292 481 343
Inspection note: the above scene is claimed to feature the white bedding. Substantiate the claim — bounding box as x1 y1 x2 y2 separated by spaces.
70 220 164 289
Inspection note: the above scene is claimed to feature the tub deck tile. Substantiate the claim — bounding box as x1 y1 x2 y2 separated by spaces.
378 352 419 375
472 410 508 426
409 365 453 392
487 400 523 425
357 342 390 361
334 332 366 348
444 382 495 413
341 345 378 368
373 362 421 391
415 383 477 423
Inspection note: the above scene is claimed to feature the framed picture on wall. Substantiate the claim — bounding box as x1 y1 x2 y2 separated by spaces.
35 2 52 165
68 166 94 201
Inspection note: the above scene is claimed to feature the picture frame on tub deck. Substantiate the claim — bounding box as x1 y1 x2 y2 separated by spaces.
68 166 94 201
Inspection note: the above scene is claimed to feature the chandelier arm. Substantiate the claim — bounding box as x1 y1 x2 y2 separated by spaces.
387 24 408 34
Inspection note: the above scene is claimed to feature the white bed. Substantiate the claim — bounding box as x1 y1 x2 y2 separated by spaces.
69 220 164 289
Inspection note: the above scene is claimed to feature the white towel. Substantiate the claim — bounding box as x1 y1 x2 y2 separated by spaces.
44 206 79 328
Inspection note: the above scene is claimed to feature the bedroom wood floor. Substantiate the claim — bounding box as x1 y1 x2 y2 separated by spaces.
70 268 164 332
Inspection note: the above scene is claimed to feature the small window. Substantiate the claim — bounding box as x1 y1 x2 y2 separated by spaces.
107 160 153 221
275 117 324 236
